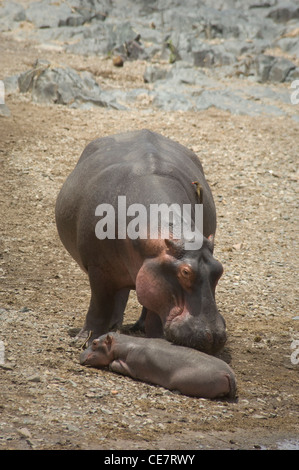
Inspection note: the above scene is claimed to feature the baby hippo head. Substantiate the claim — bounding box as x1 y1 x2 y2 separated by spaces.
80 333 115 368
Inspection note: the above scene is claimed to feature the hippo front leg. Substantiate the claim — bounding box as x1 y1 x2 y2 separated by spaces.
74 266 129 347
144 310 164 338
131 308 164 338
130 306 147 333
109 359 132 377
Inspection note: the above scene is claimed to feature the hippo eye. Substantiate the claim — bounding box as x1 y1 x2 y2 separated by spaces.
178 264 195 289
181 266 192 278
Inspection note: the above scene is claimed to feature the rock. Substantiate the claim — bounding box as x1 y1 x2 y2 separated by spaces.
74 0 110 24
166 62 218 87
0 1 26 31
276 37 299 56
0 104 10 117
255 54 276 82
66 21 140 57
68 327 81 338
221 39 257 56
286 67 299 81
194 89 284 116
0 0 297 118
267 3 299 23
18 60 126 110
193 48 215 68
18 59 49 93
3 75 19 95
268 57 296 82
20 306 30 313
0 362 14 370
193 45 235 68
113 56 124 67
17 427 32 439
255 54 296 82
25 0 76 29
0 1 25 22
114 35 148 61
243 85 291 104
60 14 86 28
153 90 194 111
27 374 41 383
143 65 168 83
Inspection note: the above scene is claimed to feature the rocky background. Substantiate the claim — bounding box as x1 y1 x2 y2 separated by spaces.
1 0 299 117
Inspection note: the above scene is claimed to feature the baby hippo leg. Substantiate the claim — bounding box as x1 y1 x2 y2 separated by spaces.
109 359 133 377
169 366 236 399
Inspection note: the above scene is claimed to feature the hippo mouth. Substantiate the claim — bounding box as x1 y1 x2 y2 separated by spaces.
79 350 94 366
164 307 227 354
165 306 184 325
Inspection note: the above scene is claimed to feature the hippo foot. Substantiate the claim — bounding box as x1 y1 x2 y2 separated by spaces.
129 307 146 333
71 328 93 349
129 319 145 333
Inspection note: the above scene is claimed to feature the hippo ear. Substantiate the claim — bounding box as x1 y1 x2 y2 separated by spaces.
105 334 114 351
165 239 185 258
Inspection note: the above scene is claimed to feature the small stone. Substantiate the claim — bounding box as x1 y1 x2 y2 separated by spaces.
20 307 30 312
27 375 41 383
17 427 32 439
233 243 243 251
0 363 14 370
68 327 81 337
113 55 124 67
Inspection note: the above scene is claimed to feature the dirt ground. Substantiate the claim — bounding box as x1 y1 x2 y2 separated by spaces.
0 36 298 450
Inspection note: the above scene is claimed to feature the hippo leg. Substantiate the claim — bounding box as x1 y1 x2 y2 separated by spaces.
130 306 147 333
145 310 164 338
110 359 132 377
110 288 131 330
131 308 164 337
74 267 130 347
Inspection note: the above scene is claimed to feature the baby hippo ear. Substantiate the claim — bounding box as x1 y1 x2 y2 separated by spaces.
105 334 114 351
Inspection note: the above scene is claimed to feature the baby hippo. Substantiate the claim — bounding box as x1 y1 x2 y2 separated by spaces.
80 332 236 399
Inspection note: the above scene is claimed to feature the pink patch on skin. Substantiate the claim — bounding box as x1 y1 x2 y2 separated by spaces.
165 306 188 327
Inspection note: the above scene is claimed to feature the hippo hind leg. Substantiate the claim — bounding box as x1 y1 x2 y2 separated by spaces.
73 266 130 347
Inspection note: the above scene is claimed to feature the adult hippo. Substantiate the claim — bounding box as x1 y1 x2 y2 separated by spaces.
55 129 226 354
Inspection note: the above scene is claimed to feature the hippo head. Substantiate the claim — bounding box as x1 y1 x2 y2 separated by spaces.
135 235 226 355
79 334 115 367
